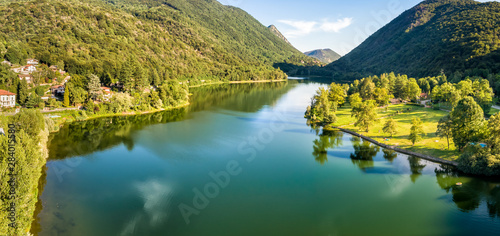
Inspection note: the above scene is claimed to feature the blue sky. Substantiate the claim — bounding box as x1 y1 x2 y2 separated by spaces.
217 0 496 55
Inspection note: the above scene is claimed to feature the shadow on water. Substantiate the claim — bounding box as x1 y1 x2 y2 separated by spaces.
312 127 500 219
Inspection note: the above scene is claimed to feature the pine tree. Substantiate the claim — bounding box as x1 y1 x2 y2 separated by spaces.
63 83 70 107
17 79 28 106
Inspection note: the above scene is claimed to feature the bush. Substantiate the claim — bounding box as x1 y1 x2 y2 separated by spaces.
458 145 500 176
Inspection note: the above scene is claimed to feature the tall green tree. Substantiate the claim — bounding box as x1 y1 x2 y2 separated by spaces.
63 83 70 107
436 115 453 149
17 79 28 106
328 82 347 107
404 78 422 101
383 118 397 137
409 118 425 145
450 97 486 150
352 100 377 132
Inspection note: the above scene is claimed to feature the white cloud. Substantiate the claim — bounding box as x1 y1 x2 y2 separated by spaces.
277 20 318 37
320 18 353 33
277 18 353 38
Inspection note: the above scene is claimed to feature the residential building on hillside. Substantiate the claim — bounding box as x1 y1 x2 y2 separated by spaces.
0 90 16 108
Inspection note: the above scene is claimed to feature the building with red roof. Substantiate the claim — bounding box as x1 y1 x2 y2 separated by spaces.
0 89 16 107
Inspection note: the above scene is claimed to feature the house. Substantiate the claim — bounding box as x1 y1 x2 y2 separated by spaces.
101 87 113 101
420 93 429 99
22 65 36 73
0 90 16 108
18 74 33 84
27 59 39 65
49 65 66 75
11 67 23 73
51 85 65 97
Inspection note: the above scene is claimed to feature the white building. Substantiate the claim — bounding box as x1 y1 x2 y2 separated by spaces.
22 65 36 73
27 59 39 65
0 90 16 108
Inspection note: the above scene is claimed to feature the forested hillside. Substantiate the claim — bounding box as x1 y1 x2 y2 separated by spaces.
328 0 500 79
0 0 312 88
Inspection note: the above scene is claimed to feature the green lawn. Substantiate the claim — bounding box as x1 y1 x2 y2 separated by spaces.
330 104 459 161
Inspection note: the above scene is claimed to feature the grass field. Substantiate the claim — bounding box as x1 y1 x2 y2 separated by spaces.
329 104 459 161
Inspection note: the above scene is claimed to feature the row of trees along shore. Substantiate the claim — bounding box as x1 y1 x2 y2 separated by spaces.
305 72 500 176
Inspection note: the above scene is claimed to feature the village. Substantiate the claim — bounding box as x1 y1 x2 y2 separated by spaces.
0 58 114 112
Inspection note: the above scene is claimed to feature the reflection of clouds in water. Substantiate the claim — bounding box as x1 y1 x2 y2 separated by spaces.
120 179 174 236
384 174 412 197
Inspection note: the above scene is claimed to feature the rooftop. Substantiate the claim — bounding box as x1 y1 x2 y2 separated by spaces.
0 89 16 96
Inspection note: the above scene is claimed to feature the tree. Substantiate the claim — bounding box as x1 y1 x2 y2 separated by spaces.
63 84 70 107
352 100 377 132
328 82 347 107
472 79 494 115
306 87 337 123
436 115 453 149
70 86 87 105
87 74 102 101
487 113 500 154
373 87 392 106
17 79 28 106
359 77 375 100
450 97 486 150
383 118 397 137
409 118 425 145
404 78 422 101
110 93 133 113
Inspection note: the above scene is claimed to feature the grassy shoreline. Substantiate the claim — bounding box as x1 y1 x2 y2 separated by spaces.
327 103 460 161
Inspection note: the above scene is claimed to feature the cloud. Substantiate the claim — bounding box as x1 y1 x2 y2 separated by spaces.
277 20 318 37
320 18 353 33
277 18 353 38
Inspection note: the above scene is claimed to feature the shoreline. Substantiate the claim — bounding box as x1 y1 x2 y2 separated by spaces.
188 79 287 88
329 126 458 167
50 79 287 132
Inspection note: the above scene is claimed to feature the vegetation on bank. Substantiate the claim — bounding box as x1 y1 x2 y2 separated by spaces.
327 0 500 78
305 72 500 175
0 0 311 94
0 110 51 235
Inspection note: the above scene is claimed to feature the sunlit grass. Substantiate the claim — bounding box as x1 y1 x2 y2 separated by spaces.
330 104 459 161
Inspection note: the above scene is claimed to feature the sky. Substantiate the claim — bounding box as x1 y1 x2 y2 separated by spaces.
217 0 496 55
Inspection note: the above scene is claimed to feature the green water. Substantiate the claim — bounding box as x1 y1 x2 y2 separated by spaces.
33 79 500 236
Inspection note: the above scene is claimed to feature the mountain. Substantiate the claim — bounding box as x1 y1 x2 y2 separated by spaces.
304 49 341 63
268 25 292 46
0 0 314 86
327 0 500 78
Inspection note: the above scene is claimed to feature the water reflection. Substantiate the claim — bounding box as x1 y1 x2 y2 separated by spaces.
436 167 500 217
49 82 295 160
48 108 188 160
349 137 380 171
313 127 500 219
311 129 344 165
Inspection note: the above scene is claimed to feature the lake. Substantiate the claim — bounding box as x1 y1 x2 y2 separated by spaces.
32 79 500 236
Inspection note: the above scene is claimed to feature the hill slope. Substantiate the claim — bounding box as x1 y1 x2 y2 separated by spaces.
268 25 293 46
305 49 341 63
0 0 312 87
327 0 500 78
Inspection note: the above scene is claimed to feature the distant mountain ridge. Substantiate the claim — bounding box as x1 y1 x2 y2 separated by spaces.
304 49 341 63
327 0 500 78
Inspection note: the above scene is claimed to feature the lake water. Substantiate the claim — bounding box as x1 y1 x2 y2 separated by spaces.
33 79 500 236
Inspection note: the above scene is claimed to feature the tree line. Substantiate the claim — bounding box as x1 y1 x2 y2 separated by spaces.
305 72 499 175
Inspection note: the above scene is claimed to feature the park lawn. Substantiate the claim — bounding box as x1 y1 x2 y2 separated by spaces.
488 107 500 116
330 104 459 161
